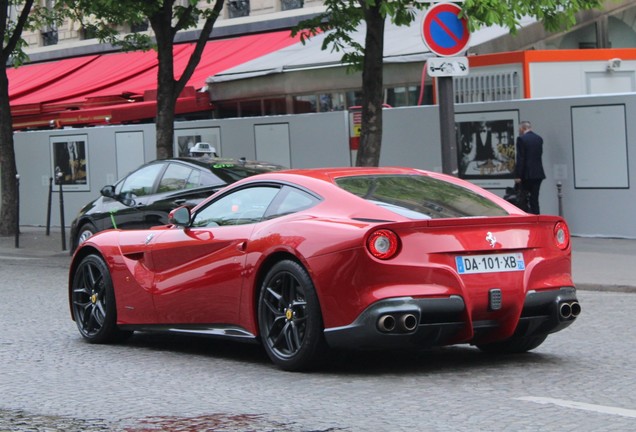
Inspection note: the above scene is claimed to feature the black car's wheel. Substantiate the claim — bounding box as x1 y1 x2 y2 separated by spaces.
76 223 97 248
476 334 548 354
258 260 327 371
71 254 131 343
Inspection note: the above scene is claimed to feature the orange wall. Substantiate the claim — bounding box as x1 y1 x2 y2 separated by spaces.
466 49 636 97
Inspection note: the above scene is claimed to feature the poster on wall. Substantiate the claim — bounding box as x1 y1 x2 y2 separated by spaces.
176 134 202 157
50 134 89 191
174 127 221 157
455 111 519 188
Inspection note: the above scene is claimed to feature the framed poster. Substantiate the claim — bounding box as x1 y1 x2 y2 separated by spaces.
572 104 628 189
456 111 519 188
50 134 89 191
174 127 221 157
176 133 202 157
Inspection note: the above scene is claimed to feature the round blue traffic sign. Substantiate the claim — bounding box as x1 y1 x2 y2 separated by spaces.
421 3 470 57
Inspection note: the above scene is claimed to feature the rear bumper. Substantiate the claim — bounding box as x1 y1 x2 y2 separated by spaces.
323 287 579 350
510 286 579 338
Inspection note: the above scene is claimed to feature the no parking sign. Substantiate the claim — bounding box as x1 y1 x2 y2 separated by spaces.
421 2 470 57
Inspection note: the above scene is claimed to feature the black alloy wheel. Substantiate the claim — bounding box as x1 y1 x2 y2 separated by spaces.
71 254 131 343
258 260 326 371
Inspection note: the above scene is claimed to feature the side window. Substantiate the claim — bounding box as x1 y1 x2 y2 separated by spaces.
186 170 201 189
199 170 224 187
267 186 319 219
192 186 280 227
158 163 193 193
117 163 164 197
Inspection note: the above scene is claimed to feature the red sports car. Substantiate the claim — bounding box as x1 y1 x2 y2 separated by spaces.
69 167 580 371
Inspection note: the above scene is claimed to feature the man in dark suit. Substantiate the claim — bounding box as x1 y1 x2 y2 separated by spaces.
515 121 546 214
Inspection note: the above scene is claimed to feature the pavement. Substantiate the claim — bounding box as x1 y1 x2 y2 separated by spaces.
0 226 634 293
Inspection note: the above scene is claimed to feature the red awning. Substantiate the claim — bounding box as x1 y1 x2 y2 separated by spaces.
8 55 98 102
12 88 211 130
9 30 301 129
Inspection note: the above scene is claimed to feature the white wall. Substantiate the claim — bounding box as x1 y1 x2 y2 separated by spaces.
13 112 350 229
530 61 636 98
12 93 636 238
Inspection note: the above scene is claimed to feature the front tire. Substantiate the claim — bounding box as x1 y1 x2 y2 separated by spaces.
258 260 327 371
71 254 131 343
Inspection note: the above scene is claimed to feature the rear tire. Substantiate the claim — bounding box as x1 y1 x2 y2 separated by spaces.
476 334 548 354
258 260 327 371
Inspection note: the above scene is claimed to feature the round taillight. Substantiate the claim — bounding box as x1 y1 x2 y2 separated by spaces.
554 221 570 250
367 229 399 259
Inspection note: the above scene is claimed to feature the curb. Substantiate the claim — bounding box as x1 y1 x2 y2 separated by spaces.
575 284 636 294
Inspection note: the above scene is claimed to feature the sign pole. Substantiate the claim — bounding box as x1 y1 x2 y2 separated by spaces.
420 2 470 177
438 76 458 175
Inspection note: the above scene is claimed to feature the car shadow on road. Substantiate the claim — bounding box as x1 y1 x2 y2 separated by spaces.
122 332 270 365
117 331 566 374
319 346 565 376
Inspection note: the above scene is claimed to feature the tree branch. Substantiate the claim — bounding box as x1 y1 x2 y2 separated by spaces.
172 4 195 36
0 1 8 38
2 0 35 62
174 0 224 97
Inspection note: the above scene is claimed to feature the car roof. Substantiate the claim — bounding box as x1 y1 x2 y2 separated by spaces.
238 166 441 188
281 166 427 180
226 166 520 214
168 157 285 172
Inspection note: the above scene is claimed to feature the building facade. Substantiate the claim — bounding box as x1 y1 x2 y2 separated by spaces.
21 0 325 57
14 0 636 121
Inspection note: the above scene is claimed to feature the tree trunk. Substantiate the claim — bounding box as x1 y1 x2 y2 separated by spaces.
0 67 18 236
151 6 178 160
355 2 385 167
0 0 34 236
149 0 224 160
154 48 177 160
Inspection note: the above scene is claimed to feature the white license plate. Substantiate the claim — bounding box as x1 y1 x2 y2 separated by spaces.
455 252 525 275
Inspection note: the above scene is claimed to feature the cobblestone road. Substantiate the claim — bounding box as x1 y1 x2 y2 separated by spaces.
1 255 635 431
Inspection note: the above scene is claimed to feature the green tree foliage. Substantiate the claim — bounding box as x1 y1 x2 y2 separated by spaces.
295 0 603 167
463 0 603 33
65 0 225 159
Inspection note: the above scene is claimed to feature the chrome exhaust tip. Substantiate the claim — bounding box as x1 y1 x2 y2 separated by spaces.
377 314 396 332
559 302 572 319
570 301 581 317
399 313 418 332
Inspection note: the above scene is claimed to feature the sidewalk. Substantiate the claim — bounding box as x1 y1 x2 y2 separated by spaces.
570 236 635 292
0 226 634 292
0 226 71 259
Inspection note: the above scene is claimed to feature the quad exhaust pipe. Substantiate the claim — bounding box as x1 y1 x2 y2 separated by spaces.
377 314 396 332
400 314 418 332
377 313 418 333
559 301 581 319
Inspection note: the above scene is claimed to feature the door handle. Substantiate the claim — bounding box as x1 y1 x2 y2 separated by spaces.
236 241 247 251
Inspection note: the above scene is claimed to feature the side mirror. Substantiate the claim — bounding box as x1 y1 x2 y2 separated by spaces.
169 206 191 227
100 185 116 198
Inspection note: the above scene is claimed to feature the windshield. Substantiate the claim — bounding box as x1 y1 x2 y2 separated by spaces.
335 174 508 219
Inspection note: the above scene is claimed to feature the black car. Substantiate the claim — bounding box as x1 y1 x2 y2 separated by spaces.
69 157 283 251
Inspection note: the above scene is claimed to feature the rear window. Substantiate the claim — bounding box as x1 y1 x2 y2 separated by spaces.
335 174 508 219
207 162 281 184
